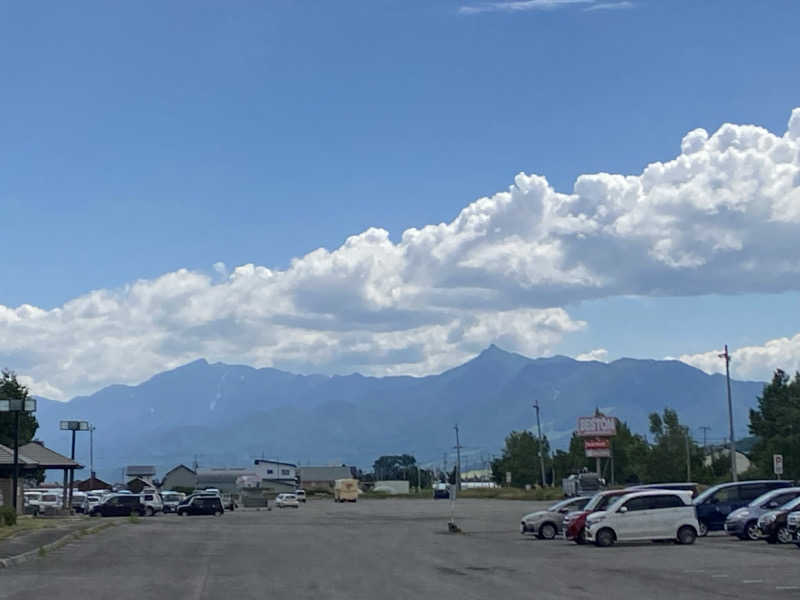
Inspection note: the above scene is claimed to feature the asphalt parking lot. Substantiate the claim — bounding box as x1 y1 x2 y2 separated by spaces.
1 498 799 599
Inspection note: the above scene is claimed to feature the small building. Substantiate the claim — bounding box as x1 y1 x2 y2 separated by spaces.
0 441 83 512
299 466 355 491
252 459 297 482
160 464 196 491
125 465 156 486
126 477 153 493
196 468 258 493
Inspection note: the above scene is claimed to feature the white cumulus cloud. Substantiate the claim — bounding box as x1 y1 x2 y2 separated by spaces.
679 333 800 382
575 348 609 362
2 108 800 399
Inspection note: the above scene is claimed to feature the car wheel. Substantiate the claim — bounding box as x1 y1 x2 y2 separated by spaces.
595 528 615 547
744 521 760 541
146 507 154 517
179 511 186 516
214 510 222 517
575 529 586 545
776 527 793 544
677 525 697 545
697 520 709 537
538 522 557 540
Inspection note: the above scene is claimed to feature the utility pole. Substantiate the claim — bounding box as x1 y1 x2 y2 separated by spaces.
684 426 691 482
718 345 737 482
89 425 96 483
453 425 462 491
699 426 711 452
533 400 547 487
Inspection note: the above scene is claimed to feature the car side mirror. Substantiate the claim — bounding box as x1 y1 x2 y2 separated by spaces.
619 506 628 514
559 508 569 514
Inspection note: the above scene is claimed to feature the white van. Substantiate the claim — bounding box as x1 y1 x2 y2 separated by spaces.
585 490 699 547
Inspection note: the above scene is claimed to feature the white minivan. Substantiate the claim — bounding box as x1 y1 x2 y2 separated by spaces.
585 490 699 547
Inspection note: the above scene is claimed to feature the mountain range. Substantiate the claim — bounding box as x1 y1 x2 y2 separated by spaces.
32 345 765 483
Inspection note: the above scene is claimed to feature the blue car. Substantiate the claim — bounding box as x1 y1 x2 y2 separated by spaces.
724 487 800 540
693 480 793 536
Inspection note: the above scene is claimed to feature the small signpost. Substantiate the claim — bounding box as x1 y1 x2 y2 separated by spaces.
774 454 784 476
505 471 512 485
584 438 611 458
577 415 618 481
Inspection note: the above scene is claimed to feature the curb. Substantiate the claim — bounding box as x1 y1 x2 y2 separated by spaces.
0 521 116 569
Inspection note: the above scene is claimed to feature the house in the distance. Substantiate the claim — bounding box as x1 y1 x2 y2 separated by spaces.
125 465 155 488
160 464 196 491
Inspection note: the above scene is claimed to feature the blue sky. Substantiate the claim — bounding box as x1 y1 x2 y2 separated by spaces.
2 1 800 398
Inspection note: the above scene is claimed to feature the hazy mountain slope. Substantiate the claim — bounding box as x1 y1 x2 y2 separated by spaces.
32 346 764 482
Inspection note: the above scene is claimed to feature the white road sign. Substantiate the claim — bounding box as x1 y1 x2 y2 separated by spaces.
577 416 617 437
774 454 784 475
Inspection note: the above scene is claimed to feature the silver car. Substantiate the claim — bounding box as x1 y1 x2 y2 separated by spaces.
520 496 592 539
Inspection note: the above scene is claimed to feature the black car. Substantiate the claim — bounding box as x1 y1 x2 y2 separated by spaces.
757 496 800 544
177 495 224 516
89 494 146 517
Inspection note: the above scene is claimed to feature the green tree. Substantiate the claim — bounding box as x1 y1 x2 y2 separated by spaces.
491 430 550 488
610 421 650 484
372 454 417 480
645 408 702 483
0 371 39 447
748 369 800 480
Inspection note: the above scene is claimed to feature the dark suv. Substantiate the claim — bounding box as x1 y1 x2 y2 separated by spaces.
177 495 224 516
89 494 146 517
693 480 793 535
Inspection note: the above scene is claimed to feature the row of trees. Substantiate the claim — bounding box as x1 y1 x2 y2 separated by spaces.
493 368 800 488
0 371 38 448
491 408 729 488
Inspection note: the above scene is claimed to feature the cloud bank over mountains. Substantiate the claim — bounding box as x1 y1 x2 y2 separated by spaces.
2 108 800 399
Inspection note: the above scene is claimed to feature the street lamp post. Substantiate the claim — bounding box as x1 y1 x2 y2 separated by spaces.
60 420 89 512
718 345 737 482
0 397 37 511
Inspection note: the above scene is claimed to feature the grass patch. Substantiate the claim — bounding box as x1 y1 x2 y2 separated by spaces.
458 487 565 501
127 513 140 524
0 515 77 542
37 546 47 558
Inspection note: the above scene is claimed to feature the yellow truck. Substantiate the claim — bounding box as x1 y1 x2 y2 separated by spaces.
334 478 359 503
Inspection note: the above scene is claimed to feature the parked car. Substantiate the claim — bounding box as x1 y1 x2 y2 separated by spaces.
82 494 102 513
520 496 592 539
562 472 604 497
724 487 800 540
628 482 699 498
139 490 163 516
89 494 146 517
757 496 800 544
276 493 300 508
177 495 224 516
433 483 450 499
585 490 699 547
693 480 793 536
37 493 63 512
70 492 87 513
160 491 184 513
564 489 632 544
787 511 800 546
220 493 237 511
294 489 307 503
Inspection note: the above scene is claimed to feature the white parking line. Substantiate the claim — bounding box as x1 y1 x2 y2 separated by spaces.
710 574 729 579
742 580 764 584
683 569 706 573
776 586 800 591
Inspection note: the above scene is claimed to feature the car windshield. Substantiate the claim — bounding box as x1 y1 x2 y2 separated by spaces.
779 496 800 511
693 485 724 505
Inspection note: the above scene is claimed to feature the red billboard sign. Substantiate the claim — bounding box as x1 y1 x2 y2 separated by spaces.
584 438 610 450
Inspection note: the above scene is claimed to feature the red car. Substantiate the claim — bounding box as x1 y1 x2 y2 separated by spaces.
564 490 630 544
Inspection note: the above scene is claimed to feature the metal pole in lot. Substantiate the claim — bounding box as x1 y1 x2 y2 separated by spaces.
453 425 462 492
68 429 76 512
12 411 19 511
684 427 691 482
718 345 737 482
533 400 547 487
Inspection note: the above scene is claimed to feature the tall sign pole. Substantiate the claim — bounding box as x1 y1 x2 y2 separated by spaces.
718 345 737 482
533 400 547 487
453 425 462 492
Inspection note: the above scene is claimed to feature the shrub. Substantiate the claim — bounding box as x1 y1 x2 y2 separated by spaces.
0 505 17 527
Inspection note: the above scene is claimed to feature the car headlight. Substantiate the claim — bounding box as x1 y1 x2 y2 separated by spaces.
729 509 748 520
761 514 777 525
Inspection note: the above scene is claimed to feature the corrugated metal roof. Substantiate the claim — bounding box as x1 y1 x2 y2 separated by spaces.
0 443 38 466
299 466 354 482
0 442 81 469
